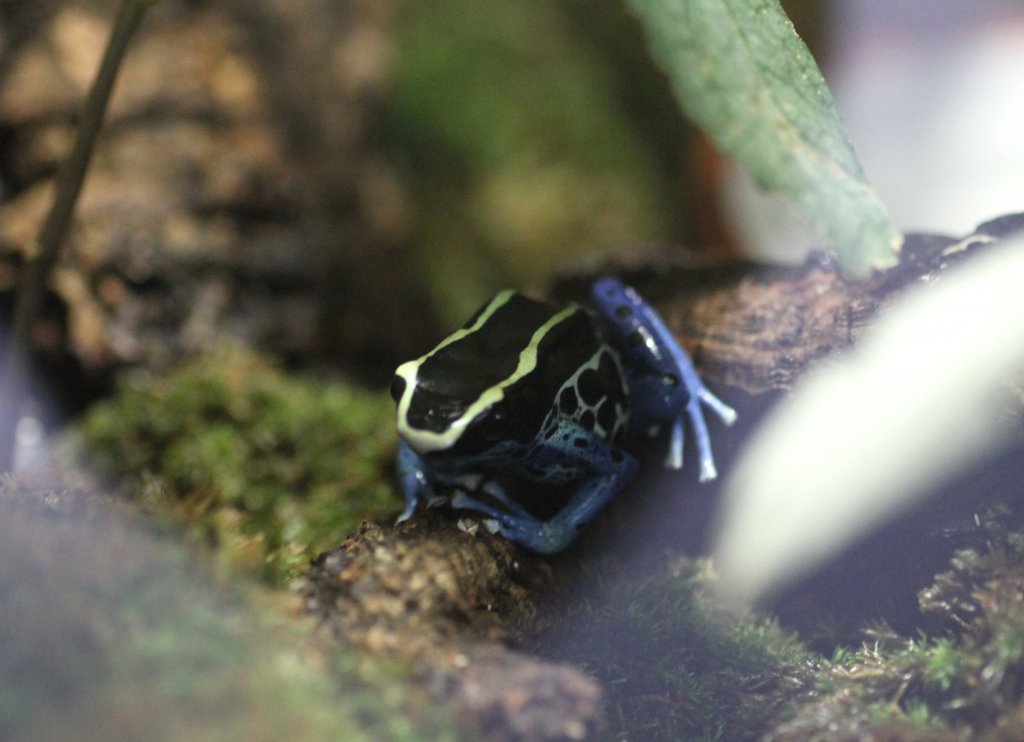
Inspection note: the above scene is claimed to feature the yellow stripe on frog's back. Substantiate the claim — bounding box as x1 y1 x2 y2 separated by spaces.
396 300 579 453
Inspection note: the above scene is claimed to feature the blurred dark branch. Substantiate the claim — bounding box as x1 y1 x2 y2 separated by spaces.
0 0 160 472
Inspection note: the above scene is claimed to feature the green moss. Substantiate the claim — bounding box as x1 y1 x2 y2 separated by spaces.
535 556 816 739
75 347 398 585
537 528 1024 739
924 637 964 693
779 525 1024 738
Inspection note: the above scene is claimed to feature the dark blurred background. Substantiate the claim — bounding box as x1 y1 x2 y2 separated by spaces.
1 0 1021 409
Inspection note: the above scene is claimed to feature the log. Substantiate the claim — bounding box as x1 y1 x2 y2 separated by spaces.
305 214 1024 740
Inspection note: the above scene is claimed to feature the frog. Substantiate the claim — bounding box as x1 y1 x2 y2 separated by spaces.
389 277 737 554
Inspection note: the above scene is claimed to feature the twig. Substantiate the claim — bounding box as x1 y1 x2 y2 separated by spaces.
0 0 160 472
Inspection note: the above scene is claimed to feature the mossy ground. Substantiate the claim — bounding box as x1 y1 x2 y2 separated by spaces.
533 556 818 740
777 525 1024 740
74 347 399 586
0 480 456 742
63 348 1024 739
524 501 1024 740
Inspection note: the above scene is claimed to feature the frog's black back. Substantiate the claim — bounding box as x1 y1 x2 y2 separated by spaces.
423 293 625 454
414 293 558 407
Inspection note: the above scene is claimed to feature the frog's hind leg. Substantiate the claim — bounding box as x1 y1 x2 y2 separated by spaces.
451 439 640 554
449 476 534 520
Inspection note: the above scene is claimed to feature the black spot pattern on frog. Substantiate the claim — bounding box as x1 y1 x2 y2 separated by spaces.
579 410 596 431
558 387 578 415
549 346 628 442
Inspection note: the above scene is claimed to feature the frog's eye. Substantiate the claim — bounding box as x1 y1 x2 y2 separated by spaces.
389 375 407 403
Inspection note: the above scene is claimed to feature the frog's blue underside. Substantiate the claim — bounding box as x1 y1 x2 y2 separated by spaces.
391 277 737 554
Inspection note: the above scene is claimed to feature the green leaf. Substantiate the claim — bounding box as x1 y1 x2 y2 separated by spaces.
629 0 901 276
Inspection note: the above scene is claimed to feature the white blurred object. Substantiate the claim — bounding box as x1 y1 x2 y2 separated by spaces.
724 0 1024 262
13 413 46 473
712 234 1024 603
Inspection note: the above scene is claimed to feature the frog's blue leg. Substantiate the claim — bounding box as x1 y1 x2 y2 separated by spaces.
591 277 737 480
447 426 640 554
450 477 534 520
397 442 534 523
396 439 437 522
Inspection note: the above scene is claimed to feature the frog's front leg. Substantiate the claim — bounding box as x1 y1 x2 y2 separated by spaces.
396 439 445 522
449 426 640 554
591 277 737 479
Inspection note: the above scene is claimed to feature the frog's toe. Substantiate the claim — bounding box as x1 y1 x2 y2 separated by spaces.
700 387 738 426
685 388 736 482
396 501 417 523
426 494 448 509
699 454 718 482
664 417 685 470
450 491 506 521
493 521 576 555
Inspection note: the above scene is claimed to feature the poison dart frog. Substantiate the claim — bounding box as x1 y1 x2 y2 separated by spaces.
390 278 736 553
